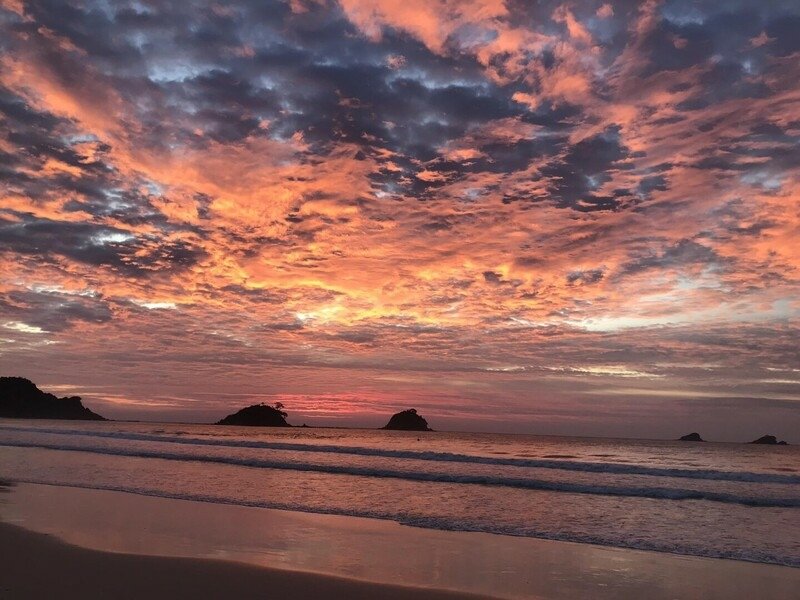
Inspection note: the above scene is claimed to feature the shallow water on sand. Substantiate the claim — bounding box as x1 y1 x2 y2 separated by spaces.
4 483 800 600
1 420 798 566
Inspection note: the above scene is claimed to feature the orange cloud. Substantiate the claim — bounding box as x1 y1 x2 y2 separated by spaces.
1 0 798 438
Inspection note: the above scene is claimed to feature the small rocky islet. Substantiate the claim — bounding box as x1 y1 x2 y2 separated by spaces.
677 431 788 445
0 377 791 445
381 408 433 431
215 404 434 431
749 435 788 446
216 403 291 427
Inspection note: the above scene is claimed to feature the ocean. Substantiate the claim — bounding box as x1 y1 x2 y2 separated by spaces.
1 420 798 567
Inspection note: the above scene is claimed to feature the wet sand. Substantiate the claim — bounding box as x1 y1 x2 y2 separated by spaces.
0 521 490 600
1 483 799 599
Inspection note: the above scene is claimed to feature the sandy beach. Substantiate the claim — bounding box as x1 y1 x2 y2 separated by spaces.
1 482 799 599
0 521 489 600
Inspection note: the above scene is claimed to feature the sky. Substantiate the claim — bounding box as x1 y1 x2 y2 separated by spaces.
1 0 799 441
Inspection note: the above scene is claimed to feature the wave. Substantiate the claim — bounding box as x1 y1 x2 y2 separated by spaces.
8 478 799 568
1 424 798 485
2 440 799 508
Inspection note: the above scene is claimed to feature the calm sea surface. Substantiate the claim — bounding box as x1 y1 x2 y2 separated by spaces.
1 420 798 566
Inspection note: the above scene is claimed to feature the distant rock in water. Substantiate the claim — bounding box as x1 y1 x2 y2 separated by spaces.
0 377 105 420
216 403 290 427
381 408 432 431
679 432 704 442
750 435 788 445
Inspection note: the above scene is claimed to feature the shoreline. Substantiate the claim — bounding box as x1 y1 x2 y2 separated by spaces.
0 521 488 600
1 482 799 599
6 478 800 568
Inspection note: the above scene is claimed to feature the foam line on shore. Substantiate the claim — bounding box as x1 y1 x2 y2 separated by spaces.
5 479 800 568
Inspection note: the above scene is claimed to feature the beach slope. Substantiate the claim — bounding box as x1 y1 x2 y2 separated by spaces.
0 521 489 600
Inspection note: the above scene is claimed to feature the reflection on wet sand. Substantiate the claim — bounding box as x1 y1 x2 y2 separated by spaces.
2 483 799 600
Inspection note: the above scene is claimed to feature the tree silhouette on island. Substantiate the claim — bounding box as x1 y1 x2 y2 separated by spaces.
216 402 290 427
381 408 433 431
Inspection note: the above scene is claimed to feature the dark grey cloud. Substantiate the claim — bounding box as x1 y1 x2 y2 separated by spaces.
483 271 503 284
541 127 632 211
0 289 113 332
620 240 723 276
566 269 605 286
0 215 203 275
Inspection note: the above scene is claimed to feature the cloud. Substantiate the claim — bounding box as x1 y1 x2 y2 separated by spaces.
566 268 605 286
0 288 112 332
0 0 798 438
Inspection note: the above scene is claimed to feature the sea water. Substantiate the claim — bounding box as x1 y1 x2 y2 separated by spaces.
1 420 798 566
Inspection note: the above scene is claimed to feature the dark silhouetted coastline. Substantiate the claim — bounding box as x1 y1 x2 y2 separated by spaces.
0 377 105 421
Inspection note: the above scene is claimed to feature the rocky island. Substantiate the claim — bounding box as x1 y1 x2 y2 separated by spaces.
749 435 788 445
216 403 290 427
0 376 105 420
381 408 432 431
679 432 704 442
